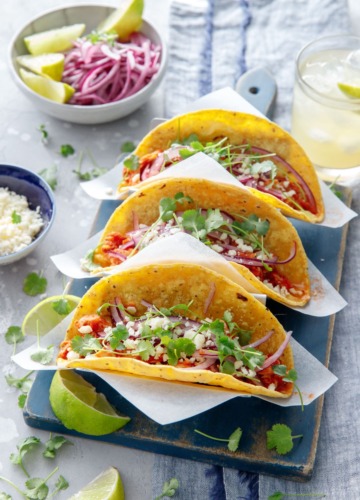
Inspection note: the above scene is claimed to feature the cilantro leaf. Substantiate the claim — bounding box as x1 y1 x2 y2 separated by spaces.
233 214 269 237
5 371 33 393
159 197 177 222
108 325 128 350
53 475 69 493
266 424 303 455
52 298 72 316
23 272 47 296
25 477 49 500
194 427 242 451
155 478 179 500
181 210 206 240
71 334 102 356
43 435 72 459
164 337 196 366
30 345 54 365
11 211 21 224
5 326 24 345
268 493 326 500
120 141 136 153
135 339 156 361
18 394 27 409
204 209 227 234
59 144 75 157
38 165 57 191
123 154 139 171
10 436 41 477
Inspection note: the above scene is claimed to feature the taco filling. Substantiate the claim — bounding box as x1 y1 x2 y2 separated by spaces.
59 299 293 395
84 194 304 302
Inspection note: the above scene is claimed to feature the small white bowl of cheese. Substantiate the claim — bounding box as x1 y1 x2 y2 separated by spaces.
0 165 56 265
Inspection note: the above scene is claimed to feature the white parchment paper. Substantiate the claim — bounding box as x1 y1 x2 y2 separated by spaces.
12 295 337 425
80 87 357 228
52 158 347 317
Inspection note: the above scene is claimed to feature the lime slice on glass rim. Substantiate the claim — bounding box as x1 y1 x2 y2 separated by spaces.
68 466 125 500
24 23 85 55
49 370 131 435
337 82 360 99
19 68 74 103
17 53 65 81
22 294 81 336
97 0 144 41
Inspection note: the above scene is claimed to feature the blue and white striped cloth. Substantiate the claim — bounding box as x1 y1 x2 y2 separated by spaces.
153 1 353 499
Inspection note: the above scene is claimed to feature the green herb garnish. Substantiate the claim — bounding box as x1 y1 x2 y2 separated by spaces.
23 272 47 296
59 144 75 157
194 427 242 452
266 424 303 455
154 478 179 500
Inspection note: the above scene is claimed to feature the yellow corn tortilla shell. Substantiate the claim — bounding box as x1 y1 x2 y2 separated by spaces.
118 109 324 223
59 263 294 398
95 177 310 307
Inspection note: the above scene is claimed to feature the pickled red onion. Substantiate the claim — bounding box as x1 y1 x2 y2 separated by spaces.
62 32 161 106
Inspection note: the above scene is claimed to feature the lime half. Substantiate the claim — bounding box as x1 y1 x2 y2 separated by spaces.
97 0 144 41
24 23 85 55
22 294 81 336
68 466 125 500
49 370 131 435
17 53 65 81
337 82 360 99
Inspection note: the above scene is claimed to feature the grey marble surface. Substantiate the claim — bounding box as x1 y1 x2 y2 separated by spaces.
1 1 360 500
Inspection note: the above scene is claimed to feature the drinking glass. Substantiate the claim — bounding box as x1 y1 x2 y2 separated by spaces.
291 34 360 185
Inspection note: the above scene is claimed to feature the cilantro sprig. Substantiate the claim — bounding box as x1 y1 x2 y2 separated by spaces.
194 427 242 452
266 424 303 455
273 365 304 410
10 436 41 477
268 493 325 500
5 325 24 355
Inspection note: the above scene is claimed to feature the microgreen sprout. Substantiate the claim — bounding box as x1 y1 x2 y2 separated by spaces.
5 326 24 355
38 124 49 144
194 427 242 452
30 321 54 365
73 149 108 180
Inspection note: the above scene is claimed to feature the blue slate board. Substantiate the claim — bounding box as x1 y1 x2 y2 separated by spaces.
23 192 351 481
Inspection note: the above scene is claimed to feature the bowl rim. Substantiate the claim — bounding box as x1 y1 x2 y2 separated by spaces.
8 2 167 113
0 164 56 262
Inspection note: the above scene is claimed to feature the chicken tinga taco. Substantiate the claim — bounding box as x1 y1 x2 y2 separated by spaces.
83 178 310 308
57 264 295 398
118 109 324 223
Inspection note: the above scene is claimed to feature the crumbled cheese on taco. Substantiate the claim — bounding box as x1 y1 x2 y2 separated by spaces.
0 187 44 256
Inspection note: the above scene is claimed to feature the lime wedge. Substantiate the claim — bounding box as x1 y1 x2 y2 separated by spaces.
68 466 125 500
19 68 75 103
17 53 65 81
49 370 131 435
337 82 360 99
97 0 144 41
22 294 81 336
24 23 85 55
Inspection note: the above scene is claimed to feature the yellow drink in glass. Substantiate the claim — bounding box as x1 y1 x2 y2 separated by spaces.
291 35 360 185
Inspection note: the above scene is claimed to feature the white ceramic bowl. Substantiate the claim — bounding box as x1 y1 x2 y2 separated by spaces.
0 165 56 265
8 3 167 125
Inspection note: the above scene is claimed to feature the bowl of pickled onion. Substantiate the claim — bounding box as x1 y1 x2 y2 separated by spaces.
8 4 167 124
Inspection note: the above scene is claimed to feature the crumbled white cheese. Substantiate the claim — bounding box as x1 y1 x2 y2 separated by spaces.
234 360 244 370
211 244 224 253
268 383 276 391
0 187 44 256
67 350 80 361
78 325 93 334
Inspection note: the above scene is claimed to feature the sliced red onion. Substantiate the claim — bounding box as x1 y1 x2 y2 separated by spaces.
245 330 274 348
249 146 317 214
110 304 122 325
259 331 293 370
184 358 217 370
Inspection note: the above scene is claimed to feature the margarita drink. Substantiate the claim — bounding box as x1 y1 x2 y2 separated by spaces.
291 35 360 184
